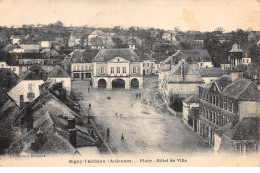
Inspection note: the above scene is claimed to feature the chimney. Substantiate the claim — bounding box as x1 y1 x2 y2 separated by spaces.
69 129 77 148
68 118 75 129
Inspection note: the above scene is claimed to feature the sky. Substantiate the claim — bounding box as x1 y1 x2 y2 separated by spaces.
0 0 259 31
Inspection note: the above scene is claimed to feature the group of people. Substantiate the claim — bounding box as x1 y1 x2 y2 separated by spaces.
136 93 142 99
115 112 123 118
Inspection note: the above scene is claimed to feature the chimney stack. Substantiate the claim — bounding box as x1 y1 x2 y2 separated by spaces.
69 129 77 148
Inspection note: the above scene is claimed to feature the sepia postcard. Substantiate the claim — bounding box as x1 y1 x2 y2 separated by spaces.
0 0 259 167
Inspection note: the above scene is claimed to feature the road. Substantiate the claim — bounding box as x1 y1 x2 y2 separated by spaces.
72 76 212 156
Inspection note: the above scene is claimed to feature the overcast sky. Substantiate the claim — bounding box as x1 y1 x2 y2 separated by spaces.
0 0 259 31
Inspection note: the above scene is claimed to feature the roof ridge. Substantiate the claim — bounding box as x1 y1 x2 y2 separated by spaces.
234 79 252 99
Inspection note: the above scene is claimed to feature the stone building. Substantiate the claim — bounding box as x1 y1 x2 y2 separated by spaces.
198 76 260 148
92 48 143 90
159 58 204 112
182 95 200 131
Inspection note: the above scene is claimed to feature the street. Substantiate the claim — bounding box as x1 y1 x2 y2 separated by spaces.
72 76 212 156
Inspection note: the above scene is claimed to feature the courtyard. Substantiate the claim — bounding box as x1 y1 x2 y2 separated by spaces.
72 76 212 156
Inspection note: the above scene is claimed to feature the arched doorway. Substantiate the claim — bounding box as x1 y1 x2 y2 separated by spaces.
130 78 139 89
112 78 125 89
98 79 106 89
169 95 184 112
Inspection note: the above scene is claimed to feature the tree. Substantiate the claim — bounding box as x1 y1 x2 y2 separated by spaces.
215 27 225 34
53 21 63 28
112 37 128 48
174 27 180 33
112 26 121 34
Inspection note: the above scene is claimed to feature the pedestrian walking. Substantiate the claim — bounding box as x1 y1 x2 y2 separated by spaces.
115 112 118 118
106 128 110 138
88 87 90 93
121 133 124 141
136 93 138 99
119 114 123 118
139 94 142 99
89 103 91 109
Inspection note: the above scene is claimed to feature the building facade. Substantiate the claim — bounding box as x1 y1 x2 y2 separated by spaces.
159 59 204 112
198 76 260 148
92 49 143 90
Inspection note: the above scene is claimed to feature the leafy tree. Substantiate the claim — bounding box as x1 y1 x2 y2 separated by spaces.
112 37 128 48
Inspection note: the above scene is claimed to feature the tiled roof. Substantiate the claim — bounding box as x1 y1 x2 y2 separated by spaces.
8 111 78 155
167 59 203 83
183 95 200 103
221 78 255 100
93 48 141 62
48 65 70 78
71 49 97 63
22 64 48 80
141 53 155 61
89 30 107 36
214 75 232 92
198 67 224 77
223 117 259 141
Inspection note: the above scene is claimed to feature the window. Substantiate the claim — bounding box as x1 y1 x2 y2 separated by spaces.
77 66 80 71
1 64 4 68
13 67 16 72
123 67 126 73
231 101 234 113
73 73 79 78
73 66 76 71
116 67 120 73
243 59 245 63
151 63 153 67
20 95 24 101
111 67 114 74
27 93 35 99
246 59 249 63
85 66 88 71
81 66 84 71
89 66 92 70
28 83 33 90
100 67 105 74
147 63 149 67
143 63 145 67
132 67 137 74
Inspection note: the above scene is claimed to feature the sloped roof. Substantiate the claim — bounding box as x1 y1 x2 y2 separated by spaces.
223 117 259 141
0 88 9 109
141 53 155 61
8 111 77 155
71 49 97 63
229 43 243 52
221 78 259 100
215 123 233 136
93 48 140 62
166 59 203 83
214 75 232 92
21 64 48 80
180 49 211 62
48 65 70 78
183 95 200 103
2 44 15 52
198 67 224 77
89 30 107 36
